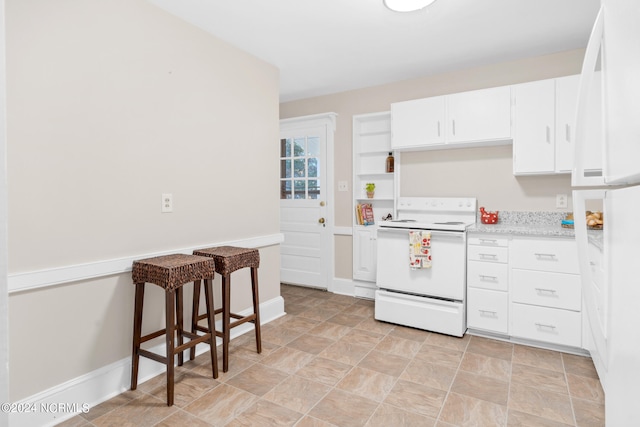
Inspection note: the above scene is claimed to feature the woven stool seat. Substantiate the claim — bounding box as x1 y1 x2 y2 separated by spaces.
192 246 260 275
191 246 261 372
132 254 214 292
130 253 218 406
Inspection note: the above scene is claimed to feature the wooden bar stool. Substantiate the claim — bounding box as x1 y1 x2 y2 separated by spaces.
191 246 261 372
131 254 218 406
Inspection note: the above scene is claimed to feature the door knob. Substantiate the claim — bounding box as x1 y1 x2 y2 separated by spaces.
320 201 326 206
318 218 325 224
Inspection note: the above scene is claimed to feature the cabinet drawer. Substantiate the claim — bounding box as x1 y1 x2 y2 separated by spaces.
511 303 582 347
468 236 509 247
467 261 509 291
511 269 581 311
467 288 508 334
510 238 579 274
467 245 508 263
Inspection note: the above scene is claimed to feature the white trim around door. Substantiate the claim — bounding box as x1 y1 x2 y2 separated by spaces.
279 113 336 291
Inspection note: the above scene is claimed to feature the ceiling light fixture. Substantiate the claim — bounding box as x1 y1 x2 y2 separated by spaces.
384 0 437 12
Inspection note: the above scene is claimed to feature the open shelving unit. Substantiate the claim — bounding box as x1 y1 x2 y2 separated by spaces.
352 111 396 296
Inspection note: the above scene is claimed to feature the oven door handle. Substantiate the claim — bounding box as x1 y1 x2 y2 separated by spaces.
377 227 466 239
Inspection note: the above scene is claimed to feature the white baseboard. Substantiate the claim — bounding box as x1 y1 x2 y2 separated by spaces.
9 296 285 427
330 277 354 296
330 278 377 300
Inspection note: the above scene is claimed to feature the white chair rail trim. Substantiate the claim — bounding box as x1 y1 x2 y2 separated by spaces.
8 233 284 294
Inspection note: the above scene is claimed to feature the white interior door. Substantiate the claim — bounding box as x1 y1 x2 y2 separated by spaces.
279 120 331 289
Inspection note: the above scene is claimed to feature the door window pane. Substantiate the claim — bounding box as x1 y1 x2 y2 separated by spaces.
307 137 319 157
294 159 306 177
280 138 291 158
308 180 320 199
294 138 305 157
280 180 291 199
294 180 306 199
281 159 291 178
308 158 318 177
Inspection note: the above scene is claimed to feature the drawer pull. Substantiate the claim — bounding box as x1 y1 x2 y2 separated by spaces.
535 322 557 330
534 253 557 259
479 309 498 316
479 239 497 244
534 288 557 294
479 275 498 281
479 253 498 259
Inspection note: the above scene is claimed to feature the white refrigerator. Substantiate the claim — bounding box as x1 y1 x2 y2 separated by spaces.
572 0 640 425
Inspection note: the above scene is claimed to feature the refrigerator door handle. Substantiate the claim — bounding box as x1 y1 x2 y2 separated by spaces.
572 6 604 187
572 189 605 287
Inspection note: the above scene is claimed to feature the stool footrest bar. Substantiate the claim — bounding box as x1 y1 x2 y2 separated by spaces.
141 329 168 343
139 349 168 365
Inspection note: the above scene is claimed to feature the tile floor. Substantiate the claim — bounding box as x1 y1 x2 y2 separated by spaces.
59 284 605 427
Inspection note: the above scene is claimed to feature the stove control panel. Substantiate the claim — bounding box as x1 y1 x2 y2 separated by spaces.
397 197 477 213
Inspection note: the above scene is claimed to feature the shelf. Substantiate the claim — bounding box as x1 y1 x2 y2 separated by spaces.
353 224 378 228
358 130 391 138
356 197 394 202
357 172 394 177
359 149 392 156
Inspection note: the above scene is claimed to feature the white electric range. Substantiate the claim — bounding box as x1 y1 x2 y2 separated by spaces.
375 197 477 337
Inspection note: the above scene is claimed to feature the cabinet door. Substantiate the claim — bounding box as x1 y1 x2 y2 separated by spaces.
353 227 377 281
467 288 508 334
446 86 512 144
555 75 580 173
391 96 446 149
513 79 556 174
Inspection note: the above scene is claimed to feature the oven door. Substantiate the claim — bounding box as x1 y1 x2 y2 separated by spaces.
376 227 466 301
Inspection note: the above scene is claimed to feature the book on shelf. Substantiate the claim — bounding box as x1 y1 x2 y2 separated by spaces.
355 203 375 226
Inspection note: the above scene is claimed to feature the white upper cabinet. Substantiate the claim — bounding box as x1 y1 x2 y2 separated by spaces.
446 86 512 144
513 79 557 174
555 75 580 172
391 96 446 149
513 75 583 175
390 86 512 150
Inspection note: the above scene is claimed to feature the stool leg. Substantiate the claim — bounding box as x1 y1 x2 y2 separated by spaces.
165 291 176 406
251 267 262 354
222 274 231 372
189 279 202 361
176 286 184 367
203 278 219 379
131 282 145 391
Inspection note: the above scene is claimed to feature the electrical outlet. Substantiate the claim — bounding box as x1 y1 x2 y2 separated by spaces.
338 181 348 192
162 193 173 213
556 194 568 209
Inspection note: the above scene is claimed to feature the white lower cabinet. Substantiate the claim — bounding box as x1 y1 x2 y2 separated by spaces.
467 234 583 350
353 226 377 282
510 237 582 348
466 235 509 334
468 288 508 334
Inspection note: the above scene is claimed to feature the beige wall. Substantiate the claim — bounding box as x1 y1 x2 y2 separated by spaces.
280 49 585 279
6 0 280 400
